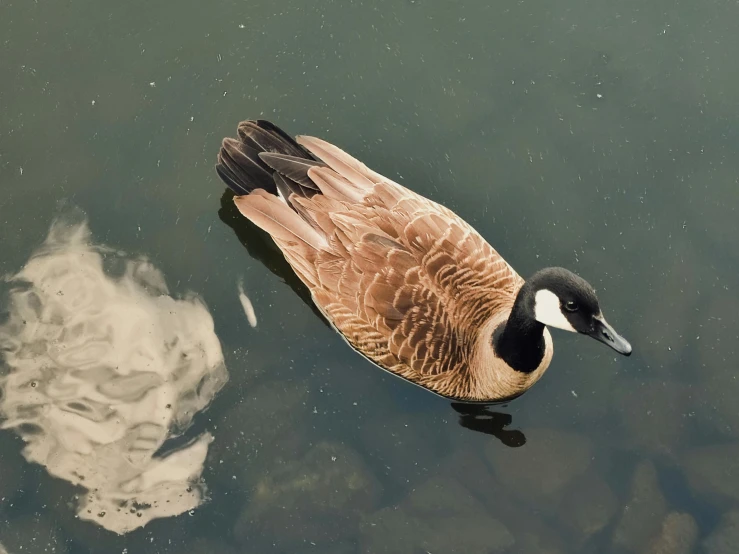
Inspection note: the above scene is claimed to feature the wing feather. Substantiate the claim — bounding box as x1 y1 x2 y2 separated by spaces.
233 190 326 250
297 135 380 189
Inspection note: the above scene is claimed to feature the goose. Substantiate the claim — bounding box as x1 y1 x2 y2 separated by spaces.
215 120 631 402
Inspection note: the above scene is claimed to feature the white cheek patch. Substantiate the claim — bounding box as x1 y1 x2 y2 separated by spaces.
534 289 577 332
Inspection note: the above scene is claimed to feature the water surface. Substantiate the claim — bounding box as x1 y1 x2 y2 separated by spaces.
1 0 739 552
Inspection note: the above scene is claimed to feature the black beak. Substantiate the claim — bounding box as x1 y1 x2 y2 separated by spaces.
587 316 632 356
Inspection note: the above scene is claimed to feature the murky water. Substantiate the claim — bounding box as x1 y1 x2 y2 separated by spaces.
2 0 739 552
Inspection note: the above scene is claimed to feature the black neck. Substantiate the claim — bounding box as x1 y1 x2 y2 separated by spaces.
492 281 546 373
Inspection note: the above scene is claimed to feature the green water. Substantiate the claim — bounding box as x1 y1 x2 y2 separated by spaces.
1 0 739 552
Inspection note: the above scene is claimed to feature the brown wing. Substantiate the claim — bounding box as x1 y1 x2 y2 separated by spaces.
297 178 524 389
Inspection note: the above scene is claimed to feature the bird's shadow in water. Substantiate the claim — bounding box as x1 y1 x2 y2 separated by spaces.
217 189 330 326
449 402 527 448
219 189 526 448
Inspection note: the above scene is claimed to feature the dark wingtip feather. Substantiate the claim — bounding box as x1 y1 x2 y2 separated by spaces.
273 172 319 208
216 137 276 195
215 119 317 197
259 152 324 190
237 120 317 160
215 163 249 195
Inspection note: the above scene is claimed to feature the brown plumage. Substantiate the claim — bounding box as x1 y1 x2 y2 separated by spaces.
215 120 631 402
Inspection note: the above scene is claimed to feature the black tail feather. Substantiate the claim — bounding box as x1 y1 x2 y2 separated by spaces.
218 137 275 195
259 152 323 190
237 120 315 159
273 173 319 205
215 119 323 198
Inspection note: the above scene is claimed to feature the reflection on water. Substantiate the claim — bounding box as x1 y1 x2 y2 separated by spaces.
218 189 330 325
237 279 258 328
450 402 527 448
0 210 228 535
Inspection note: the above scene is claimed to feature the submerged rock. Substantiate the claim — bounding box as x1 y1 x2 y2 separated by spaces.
432 446 502 512
362 508 513 554
559 468 618 542
507 514 568 554
611 460 667 552
208 379 312 489
703 511 739 554
683 443 739 503
360 412 446 491
360 475 513 553
435 446 569 551
645 512 698 554
484 427 592 503
235 441 381 550
514 532 566 554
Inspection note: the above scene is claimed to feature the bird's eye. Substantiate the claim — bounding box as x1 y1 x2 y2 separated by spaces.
564 301 579 312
